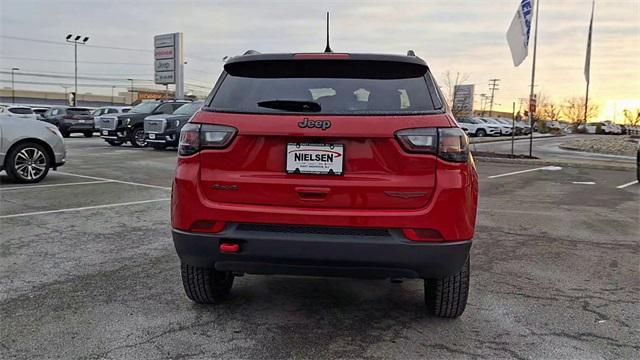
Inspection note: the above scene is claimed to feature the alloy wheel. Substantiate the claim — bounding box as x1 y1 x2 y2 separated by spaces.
134 129 146 147
14 147 47 181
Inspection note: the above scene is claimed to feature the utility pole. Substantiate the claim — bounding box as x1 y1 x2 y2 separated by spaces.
488 79 500 117
111 86 116 105
65 34 89 106
10 67 19 104
479 93 487 116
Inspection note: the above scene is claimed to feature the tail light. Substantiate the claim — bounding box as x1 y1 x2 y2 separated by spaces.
178 123 237 156
395 127 469 162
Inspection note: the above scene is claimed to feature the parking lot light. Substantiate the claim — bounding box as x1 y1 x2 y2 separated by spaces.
65 34 90 106
11 67 19 104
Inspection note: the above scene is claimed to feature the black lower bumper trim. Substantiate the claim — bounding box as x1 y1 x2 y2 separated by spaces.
172 225 471 279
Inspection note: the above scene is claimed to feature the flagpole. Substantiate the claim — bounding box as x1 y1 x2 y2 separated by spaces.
528 0 540 158
584 0 595 125
584 72 590 125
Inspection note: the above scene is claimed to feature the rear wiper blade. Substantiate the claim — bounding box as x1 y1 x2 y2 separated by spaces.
257 100 321 112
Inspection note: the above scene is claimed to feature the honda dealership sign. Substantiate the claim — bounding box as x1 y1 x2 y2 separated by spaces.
154 33 184 99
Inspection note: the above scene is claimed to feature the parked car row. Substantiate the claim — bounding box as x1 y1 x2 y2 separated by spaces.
97 100 203 149
457 116 531 137
578 121 625 135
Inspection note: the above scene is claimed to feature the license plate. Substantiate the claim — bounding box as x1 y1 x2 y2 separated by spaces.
102 130 108 135
78 120 85 123
286 143 344 175
149 134 156 139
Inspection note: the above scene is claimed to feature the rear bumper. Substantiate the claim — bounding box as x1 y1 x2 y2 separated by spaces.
60 122 95 132
172 226 471 279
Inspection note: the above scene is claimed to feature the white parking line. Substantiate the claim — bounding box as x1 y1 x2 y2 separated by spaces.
0 180 112 191
56 171 171 190
616 180 639 189
572 181 596 185
487 166 562 179
0 198 170 219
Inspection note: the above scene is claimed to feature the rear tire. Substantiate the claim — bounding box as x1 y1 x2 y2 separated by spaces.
425 257 470 318
5 142 51 183
84 131 93 138
181 263 234 304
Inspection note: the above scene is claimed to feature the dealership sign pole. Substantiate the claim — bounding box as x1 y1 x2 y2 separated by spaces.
154 33 184 99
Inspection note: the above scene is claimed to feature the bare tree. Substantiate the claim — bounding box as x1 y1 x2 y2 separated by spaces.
562 97 599 125
440 71 471 118
537 93 562 121
622 108 640 127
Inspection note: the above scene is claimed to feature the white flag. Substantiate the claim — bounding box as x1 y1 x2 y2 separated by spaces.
584 0 595 82
506 0 534 66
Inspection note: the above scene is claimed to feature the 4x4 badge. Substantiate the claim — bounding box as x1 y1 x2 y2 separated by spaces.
298 118 331 130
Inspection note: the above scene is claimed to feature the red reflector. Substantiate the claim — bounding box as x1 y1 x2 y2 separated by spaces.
190 221 225 233
402 229 444 242
219 243 239 253
293 53 350 59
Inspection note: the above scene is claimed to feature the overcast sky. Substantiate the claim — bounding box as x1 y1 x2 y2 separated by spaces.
1 0 638 117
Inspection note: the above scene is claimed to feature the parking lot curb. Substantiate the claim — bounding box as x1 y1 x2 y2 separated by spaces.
474 156 635 171
469 134 563 144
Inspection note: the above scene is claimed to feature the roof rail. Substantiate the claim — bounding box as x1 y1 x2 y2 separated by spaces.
407 50 416 56
243 50 261 56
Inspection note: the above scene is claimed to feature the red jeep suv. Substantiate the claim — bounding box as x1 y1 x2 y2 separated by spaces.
172 51 478 318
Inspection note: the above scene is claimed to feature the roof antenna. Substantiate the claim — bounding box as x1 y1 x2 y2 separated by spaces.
324 12 333 53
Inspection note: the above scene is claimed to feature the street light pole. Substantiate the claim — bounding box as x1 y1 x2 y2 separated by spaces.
111 86 115 105
127 78 134 105
65 34 89 106
11 67 19 104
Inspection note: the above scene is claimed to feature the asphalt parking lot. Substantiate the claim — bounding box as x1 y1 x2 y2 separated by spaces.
1 137 638 359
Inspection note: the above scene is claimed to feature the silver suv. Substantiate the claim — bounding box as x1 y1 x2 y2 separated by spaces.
0 114 66 183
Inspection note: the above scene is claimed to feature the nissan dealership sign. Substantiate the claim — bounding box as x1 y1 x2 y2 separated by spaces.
154 32 184 99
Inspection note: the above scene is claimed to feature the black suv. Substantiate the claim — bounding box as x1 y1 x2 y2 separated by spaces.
144 101 204 150
98 100 189 147
40 106 94 138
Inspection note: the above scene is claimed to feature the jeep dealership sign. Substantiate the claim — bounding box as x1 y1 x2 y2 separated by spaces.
154 32 184 99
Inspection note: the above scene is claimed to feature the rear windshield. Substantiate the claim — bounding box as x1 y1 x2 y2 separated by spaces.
209 62 441 115
173 101 203 116
67 108 91 115
130 102 160 113
8 107 33 114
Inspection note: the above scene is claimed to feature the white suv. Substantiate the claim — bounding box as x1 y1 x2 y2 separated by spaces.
457 117 501 137
481 117 512 135
0 105 37 121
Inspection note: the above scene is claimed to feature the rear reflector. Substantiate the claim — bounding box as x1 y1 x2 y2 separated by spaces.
293 53 350 59
219 243 240 253
402 228 444 242
189 220 226 233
